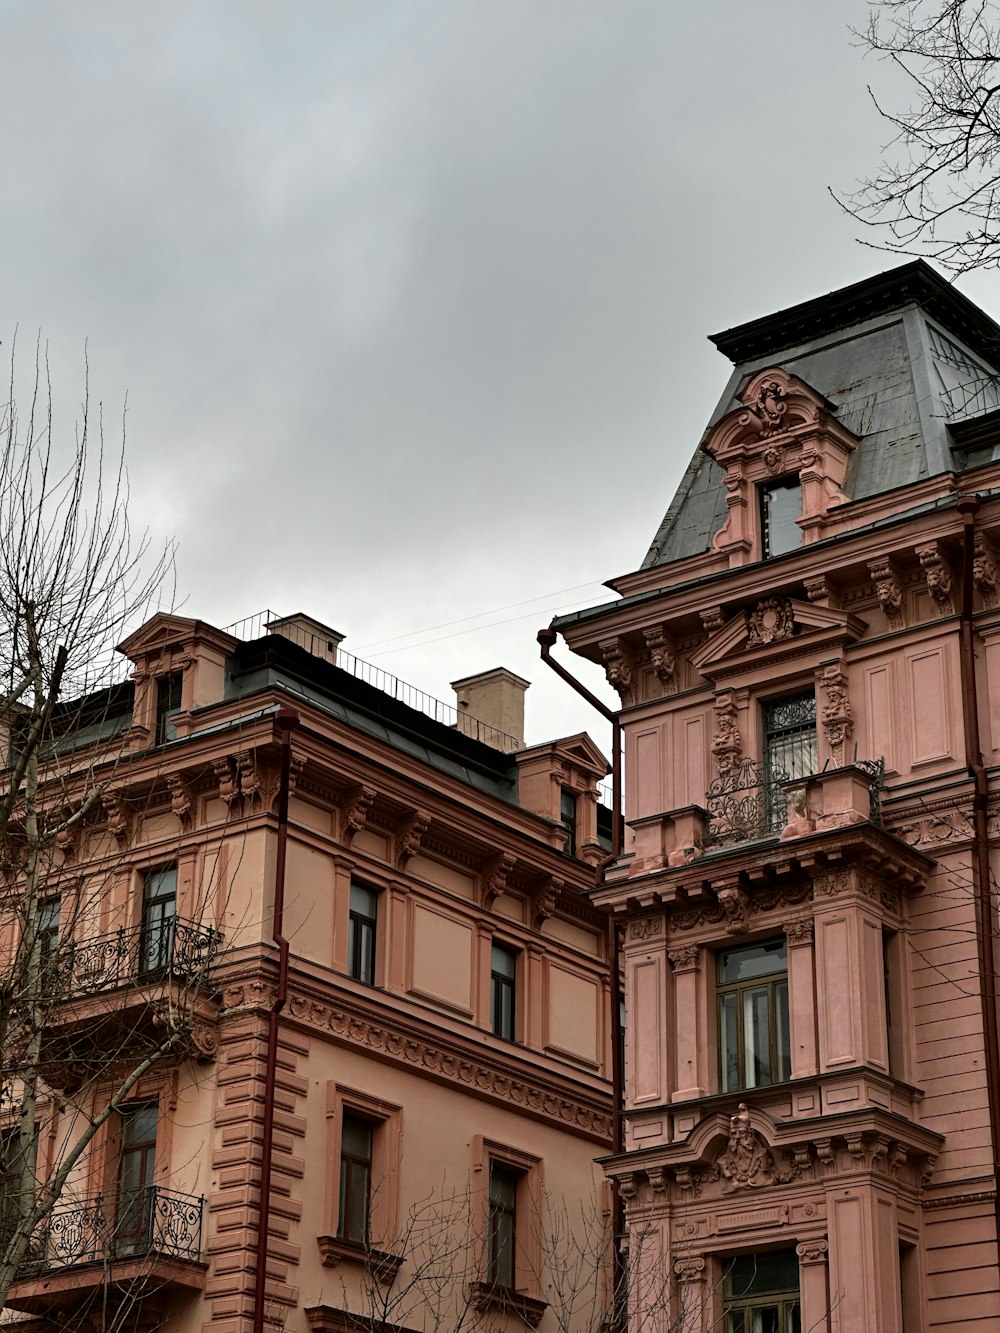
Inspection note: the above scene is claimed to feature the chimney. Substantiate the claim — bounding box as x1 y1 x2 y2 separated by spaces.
266 613 345 665
451 668 529 753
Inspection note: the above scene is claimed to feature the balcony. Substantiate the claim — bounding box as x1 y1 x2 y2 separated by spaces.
5 1187 207 1315
41 918 223 1084
67 916 221 996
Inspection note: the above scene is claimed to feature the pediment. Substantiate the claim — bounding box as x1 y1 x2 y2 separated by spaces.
701 367 856 466
690 597 867 680
551 732 610 777
117 613 238 662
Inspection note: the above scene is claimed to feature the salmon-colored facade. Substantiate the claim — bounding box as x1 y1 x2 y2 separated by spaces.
555 262 1000 1331
3 612 614 1332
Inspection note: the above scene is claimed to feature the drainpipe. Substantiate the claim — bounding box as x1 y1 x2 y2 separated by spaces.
252 708 299 1333
956 497 1000 1247
537 628 626 1326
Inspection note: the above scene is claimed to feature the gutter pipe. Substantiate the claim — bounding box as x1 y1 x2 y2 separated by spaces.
537 628 626 1327
956 497 1000 1247
252 708 299 1333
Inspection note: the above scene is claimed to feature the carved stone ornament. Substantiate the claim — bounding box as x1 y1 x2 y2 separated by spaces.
532 876 562 929
643 625 676 694
166 771 194 827
915 541 955 615
747 596 795 647
396 810 431 868
667 944 700 973
236 750 264 806
803 574 830 605
701 606 724 633
796 1239 828 1266
973 533 1000 609
673 1256 707 1284
600 639 634 707
483 852 515 910
819 661 853 766
716 1104 776 1192
213 756 240 809
711 691 743 775
784 917 814 947
629 913 664 942
740 377 787 437
101 790 130 844
717 885 749 936
867 556 905 631
762 444 784 475
342 785 376 845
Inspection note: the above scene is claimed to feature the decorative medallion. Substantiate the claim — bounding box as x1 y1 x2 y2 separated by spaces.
747 597 795 646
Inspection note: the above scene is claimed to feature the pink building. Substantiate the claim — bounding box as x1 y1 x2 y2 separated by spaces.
2 612 614 1332
554 262 1000 1331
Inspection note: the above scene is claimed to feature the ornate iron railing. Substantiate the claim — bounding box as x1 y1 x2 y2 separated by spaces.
17 1186 203 1274
704 757 885 848
67 917 221 996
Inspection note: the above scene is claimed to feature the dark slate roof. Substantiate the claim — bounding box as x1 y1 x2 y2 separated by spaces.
643 262 1000 569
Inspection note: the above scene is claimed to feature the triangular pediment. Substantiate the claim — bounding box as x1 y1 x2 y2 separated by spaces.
690 598 867 680
517 731 610 777
117 613 238 662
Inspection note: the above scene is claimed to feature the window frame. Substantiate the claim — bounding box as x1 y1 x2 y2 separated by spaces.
560 788 578 856
154 673 184 746
138 865 178 981
490 941 518 1042
759 473 803 559
323 1083 402 1259
473 1137 543 1300
717 937 791 1094
347 881 378 986
761 691 818 832
721 1248 801 1332
337 1112 374 1245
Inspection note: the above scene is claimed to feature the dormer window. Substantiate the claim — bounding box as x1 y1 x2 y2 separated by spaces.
759 475 802 558
155 674 183 745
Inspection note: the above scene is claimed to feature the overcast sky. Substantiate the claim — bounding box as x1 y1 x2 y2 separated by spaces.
1 1 996 758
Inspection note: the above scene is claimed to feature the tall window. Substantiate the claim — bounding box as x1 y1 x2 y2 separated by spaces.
490 943 517 1041
488 1162 518 1288
762 693 817 831
348 883 377 985
759 476 802 558
560 789 577 855
723 1249 801 1333
155 674 183 745
139 867 177 980
338 1114 373 1243
0 1128 35 1246
718 938 790 1093
38 897 60 970
116 1103 158 1256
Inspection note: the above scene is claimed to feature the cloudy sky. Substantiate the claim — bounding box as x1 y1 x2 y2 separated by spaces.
1 1 996 756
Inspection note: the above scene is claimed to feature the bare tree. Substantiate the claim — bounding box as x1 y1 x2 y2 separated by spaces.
0 337 196 1315
835 0 1000 273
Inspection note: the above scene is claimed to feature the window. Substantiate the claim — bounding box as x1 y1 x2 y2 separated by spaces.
762 693 817 831
155 674 183 745
759 476 802 558
718 938 790 1093
723 1250 800 1333
338 1114 373 1244
560 789 577 855
38 897 60 969
491 943 517 1041
116 1103 158 1256
348 883 377 985
0 1128 35 1246
488 1161 519 1288
139 866 177 980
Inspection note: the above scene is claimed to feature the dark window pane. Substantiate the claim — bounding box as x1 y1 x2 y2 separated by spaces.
488 1163 518 1287
726 1250 800 1297
338 1114 373 1242
140 868 177 978
155 674 183 745
491 945 517 1040
348 883 377 984
760 478 802 557
719 939 787 984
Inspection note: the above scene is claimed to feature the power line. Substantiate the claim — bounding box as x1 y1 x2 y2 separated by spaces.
366 597 613 659
353 579 611 653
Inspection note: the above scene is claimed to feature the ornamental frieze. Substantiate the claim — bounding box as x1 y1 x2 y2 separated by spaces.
281 993 612 1141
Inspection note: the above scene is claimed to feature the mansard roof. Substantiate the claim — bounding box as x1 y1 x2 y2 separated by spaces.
643 261 1000 570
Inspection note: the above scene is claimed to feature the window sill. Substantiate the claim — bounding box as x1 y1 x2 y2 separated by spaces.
468 1281 546 1328
317 1236 403 1281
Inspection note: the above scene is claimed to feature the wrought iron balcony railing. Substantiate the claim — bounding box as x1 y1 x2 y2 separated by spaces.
65 917 222 997
704 758 884 848
17 1186 204 1275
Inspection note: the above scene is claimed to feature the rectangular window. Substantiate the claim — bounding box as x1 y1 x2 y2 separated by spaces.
718 938 790 1093
155 674 183 745
338 1113 373 1244
348 883 377 985
116 1103 158 1256
139 867 177 980
724 1249 800 1332
560 789 577 855
762 693 817 831
488 1162 519 1288
0 1128 35 1246
760 476 803 558
38 897 60 969
490 943 517 1041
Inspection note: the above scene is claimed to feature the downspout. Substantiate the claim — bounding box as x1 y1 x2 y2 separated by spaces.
956 497 1000 1247
252 708 299 1333
537 629 626 1326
